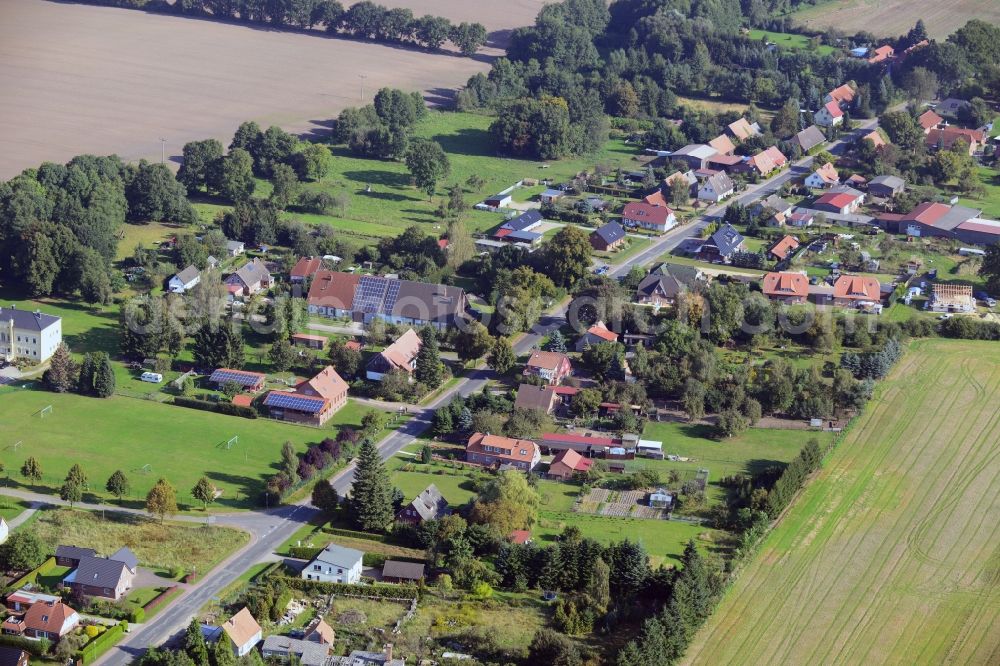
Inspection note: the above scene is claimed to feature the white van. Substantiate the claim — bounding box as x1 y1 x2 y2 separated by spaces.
140 372 163 383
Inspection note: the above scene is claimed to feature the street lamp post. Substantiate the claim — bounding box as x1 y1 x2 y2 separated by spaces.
159 138 166 164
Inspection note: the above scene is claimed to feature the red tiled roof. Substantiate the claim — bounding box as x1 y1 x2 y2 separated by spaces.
509 530 531 544
232 394 254 407
345 340 363 351
909 202 950 225
494 228 513 238
828 84 855 105
867 45 894 63
816 192 860 210
833 275 881 301
643 190 669 207
709 134 736 155
23 600 77 636
764 146 787 167
814 162 839 184
864 130 887 148
308 271 361 310
437 239 449 249
622 201 673 226
551 449 594 473
525 350 570 371
297 366 348 402
585 321 618 342
551 386 580 396
925 127 984 151
769 236 800 260
762 272 808 298
467 433 539 465
918 110 943 130
291 256 323 279
823 100 844 119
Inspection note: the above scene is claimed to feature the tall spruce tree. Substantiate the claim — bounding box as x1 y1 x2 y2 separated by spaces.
93 352 116 398
349 439 394 532
415 326 443 388
44 343 77 393
184 617 211 666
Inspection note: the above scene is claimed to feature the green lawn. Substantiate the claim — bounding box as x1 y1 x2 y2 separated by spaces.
0 386 402 510
0 286 120 359
958 165 1000 219
747 29 836 55
597 236 654 265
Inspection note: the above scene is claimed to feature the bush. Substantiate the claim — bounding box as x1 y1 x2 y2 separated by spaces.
322 527 386 542
77 622 127 664
0 634 52 657
172 396 257 418
289 546 323 560
279 576 418 599
129 607 145 623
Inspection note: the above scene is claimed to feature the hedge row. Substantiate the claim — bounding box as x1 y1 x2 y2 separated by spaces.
289 546 323 560
173 396 257 419
322 527 386 542
77 622 128 665
7 556 58 591
0 634 51 657
278 576 418 599
143 586 177 614
129 607 145 623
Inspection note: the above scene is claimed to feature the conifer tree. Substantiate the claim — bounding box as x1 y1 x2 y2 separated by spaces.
349 439 394 532
415 326 443 388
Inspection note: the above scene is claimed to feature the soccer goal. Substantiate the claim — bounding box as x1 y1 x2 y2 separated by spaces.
138 464 152 475
224 436 238 450
10 441 22 452
38 405 52 418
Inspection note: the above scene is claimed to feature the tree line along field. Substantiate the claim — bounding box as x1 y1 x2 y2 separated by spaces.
790 0 1000 39
683 339 1000 665
0 386 394 511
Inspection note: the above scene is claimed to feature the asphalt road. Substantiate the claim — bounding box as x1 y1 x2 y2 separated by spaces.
96 121 877 664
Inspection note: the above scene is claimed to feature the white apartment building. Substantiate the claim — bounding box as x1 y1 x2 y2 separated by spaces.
0 306 62 363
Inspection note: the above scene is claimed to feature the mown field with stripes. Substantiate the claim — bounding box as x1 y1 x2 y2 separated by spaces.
684 339 1000 665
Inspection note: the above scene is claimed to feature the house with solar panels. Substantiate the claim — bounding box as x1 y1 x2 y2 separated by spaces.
209 368 266 392
367 329 422 382
263 366 349 426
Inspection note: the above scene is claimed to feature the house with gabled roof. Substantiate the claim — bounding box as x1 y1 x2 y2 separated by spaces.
917 109 943 132
708 134 736 155
262 635 331 666
814 186 865 214
825 84 855 108
309 272 467 330
738 149 777 177
225 258 272 299
290 256 324 283
868 175 905 198
727 117 761 141
514 384 559 414
366 328 422 382
805 162 839 189
64 553 135 600
169 265 201 294
793 125 826 152
833 275 883 309
768 235 800 261
523 350 572 385
547 449 593 481
590 221 627 252
209 368 266 392
466 433 541 472
308 270 361 320
264 366 349 426
762 271 809 304
396 484 450 525
697 223 745 262
670 144 719 170
697 172 735 203
495 210 543 244
635 264 703 306
937 97 970 119
1 599 79 641
622 201 676 233
925 127 985 155
302 544 363 584
867 44 894 63
221 608 263 658
815 100 844 127
575 320 618 351
55 545 96 568
863 130 887 150
763 146 788 169
0 306 62 364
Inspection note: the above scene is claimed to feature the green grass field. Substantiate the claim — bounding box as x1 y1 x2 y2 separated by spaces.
684 339 1000 664
746 29 836 55
959 165 1000 219
0 387 402 510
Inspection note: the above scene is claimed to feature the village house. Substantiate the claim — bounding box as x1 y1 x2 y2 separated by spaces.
787 211 815 227
698 172 735 203
366 328 422 382
754 194 794 220
814 186 865 215
263 366 349 426
0 306 63 364
868 175 905 198
302 544 363 584
168 265 201 294
1 599 79 641
261 636 330 666
726 117 761 141
708 134 736 155
825 84 855 108
918 109 943 132
763 146 788 169
590 221 627 251
225 258 272 300
540 189 564 204
575 320 618 351
867 44 894 63
670 144 719 170
634 263 703 306
833 275 883 310
209 368 266 392
482 192 512 210
64 549 137 601
622 201 676 233
396 484 449 525
221 608 262 658
290 333 327 350
308 272 466 331
494 209 544 245
540 432 619 455
466 432 541 471
895 202 1000 246
815 100 844 127
937 97 969 119
225 240 245 257
927 283 976 313
768 235 800 261
514 384 559 414
793 125 826 153
290 256 324 284
925 127 985 155
762 271 810 304
523 350 573 385
805 162 839 189
547 449 593 481
697 223 745 263
737 150 777 177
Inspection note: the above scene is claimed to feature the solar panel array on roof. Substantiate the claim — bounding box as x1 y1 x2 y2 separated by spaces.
264 392 326 414
209 369 263 386
351 276 402 316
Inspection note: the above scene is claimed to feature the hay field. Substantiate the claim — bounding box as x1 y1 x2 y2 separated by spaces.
684 338 1000 665
0 0 510 180
792 0 1000 39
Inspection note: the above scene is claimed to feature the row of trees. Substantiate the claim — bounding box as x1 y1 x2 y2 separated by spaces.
43 345 116 398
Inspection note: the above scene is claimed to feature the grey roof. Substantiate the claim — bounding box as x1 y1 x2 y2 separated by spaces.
636 274 687 300
72 555 130 589
312 543 363 569
828 184 864 197
382 560 426 580
758 194 793 213
0 306 60 332
936 205 982 231
592 221 626 245
795 125 826 151
261 636 330 666
109 547 139 572
709 223 745 256
704 172 734 195
392 279 466 322
506 229 543 242
672 144 717 159
226 240 244 250
173 265 200 285
233 258 270 287
56 545 96 561
0 646 28 666
651 263 703 286
407 484 449 521
332 651 405 666
514 384 557 412
869 175 905 189
502 209 543 232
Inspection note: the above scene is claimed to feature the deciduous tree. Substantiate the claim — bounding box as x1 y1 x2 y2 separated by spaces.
146 477 179 523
